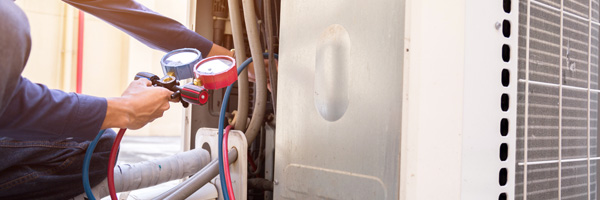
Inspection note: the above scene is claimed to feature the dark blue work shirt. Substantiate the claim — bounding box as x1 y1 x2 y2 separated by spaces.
0 0 213 142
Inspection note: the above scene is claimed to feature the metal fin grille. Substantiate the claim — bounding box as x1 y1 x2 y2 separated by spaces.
516 0 600 199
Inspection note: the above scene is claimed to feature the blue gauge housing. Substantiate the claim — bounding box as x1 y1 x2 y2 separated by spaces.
160 48 202 80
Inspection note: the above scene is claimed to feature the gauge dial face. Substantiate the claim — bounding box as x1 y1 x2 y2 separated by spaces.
196 58 234 75
194 56 237 90
164 51 200 66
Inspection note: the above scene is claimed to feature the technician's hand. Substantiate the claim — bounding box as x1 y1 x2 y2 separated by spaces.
247 59 278 91
101 79 173 130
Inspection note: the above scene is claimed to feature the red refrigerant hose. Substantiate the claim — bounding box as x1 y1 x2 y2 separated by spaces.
108 128 127 200
223 125 236 200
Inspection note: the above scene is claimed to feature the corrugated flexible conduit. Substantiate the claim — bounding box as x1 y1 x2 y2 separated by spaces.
228 0 249 132
241 0 268 145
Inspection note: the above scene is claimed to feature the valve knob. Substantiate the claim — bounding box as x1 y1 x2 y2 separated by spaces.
180 84 209 105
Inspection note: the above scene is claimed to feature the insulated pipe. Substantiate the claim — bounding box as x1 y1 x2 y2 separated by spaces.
149 164 208 200
163 149 238 200
73 148 211 199
242 0 268 145
149 167 202 200
151 152 223 200
227 0 249 131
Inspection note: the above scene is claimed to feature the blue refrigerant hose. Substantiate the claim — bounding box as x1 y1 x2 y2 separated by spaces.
83 129 106 200
218 53 278 200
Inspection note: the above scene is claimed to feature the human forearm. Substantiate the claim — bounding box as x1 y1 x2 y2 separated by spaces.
62 0 213 55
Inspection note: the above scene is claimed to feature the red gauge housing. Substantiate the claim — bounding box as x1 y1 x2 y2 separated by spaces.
194 56 237 90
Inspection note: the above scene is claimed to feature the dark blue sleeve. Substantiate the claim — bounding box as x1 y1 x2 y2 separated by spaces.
0 0 31 116
0 77 107 142
62 0 214 55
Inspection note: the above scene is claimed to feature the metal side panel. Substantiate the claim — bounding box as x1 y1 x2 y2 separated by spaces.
462 0 518 199
274 0 405 199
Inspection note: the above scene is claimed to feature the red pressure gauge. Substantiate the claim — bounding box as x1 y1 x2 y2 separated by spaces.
194 56 237 90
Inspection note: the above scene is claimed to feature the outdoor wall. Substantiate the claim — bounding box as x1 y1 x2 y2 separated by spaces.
15 0 191 136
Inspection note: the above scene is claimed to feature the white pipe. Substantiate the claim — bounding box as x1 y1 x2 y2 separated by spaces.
241 0 268 144
71 148 210 199
151 158 217 199
228 0 250 131
163 149 238 200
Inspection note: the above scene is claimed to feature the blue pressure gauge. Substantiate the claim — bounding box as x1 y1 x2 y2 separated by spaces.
160 48 202 80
